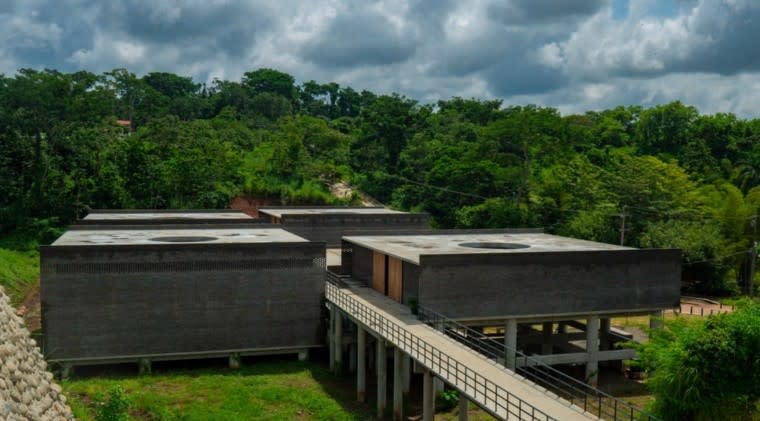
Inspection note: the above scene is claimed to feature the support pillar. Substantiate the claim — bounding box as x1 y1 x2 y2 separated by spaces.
377 340 387 418
586 315 599 386
557 321 568 334
357 326 366 402
600 318 611 350
138 358 152 375
422 369 434 421
329 305 335 372
541 321 553 355
402 354 411 395
349 344 357 373
393 348 404 420
60 363 74 381
228 352 241 369
335 310 343 374
600 318 611 368
504 319 517 370
649 310 664 330
458 394 469 421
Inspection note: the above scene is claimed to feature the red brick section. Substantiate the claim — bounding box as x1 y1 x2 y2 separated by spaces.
229 196 279 218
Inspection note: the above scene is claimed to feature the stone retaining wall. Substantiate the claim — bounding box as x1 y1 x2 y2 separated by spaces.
0 287 73 420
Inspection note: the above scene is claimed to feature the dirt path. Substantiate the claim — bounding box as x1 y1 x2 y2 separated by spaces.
329 181 382 206
17 279 41 333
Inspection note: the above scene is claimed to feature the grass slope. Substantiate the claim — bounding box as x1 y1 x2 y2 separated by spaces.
0 247 39 304
63 360 374 421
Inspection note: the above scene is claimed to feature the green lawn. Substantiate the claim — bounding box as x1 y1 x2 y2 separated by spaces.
0 247 39 304
63 360 376 421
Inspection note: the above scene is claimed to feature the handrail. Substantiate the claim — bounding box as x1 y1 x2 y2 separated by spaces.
324 272 558 421
417 305 661 421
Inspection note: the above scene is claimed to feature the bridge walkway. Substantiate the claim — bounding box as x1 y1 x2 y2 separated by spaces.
325 278 596 421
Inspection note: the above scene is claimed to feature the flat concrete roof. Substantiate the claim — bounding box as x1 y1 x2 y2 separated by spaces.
84 210 251 220
343 233 634 264
258 207 406 218
52 228 309 246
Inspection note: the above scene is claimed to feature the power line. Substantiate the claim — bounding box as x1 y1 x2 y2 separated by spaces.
385 173 489 200
683 250 750 266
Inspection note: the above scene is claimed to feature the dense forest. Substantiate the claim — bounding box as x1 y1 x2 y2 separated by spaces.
0 67 759 296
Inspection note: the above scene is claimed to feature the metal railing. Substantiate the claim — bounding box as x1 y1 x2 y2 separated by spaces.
417 305 661 421
325 272 558 421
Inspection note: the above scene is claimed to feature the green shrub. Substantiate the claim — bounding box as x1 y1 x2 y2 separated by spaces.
95 386 130 421
436 389 459 411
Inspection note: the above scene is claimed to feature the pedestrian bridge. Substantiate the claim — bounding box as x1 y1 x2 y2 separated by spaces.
325 275 595 421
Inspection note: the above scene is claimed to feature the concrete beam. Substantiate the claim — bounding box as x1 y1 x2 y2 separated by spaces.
515 349 637 367
357 326 366 402
377 340 387 418
518 332 587 345
586 315 599 386
393 348 404 421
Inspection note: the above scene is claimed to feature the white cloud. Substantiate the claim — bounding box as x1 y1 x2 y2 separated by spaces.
0 0 759 117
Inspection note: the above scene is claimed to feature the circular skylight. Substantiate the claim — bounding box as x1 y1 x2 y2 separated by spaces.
149 236 218 243
459 242 530 250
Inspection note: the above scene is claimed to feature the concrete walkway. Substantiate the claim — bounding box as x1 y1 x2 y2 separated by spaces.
326 281 595 421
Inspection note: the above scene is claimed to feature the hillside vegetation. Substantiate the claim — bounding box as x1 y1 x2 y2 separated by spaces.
0 67 759 298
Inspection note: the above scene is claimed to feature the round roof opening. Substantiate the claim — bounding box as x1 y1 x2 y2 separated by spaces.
459 242 530 250
149 236 218 243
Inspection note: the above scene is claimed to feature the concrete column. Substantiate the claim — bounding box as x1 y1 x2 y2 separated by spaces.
393 348 404 421
357 326 366 402
458 394 469 421
329 305 335 372
60 363 74 381
541 322 553 355
504 319 517 370
422 369 434 421
649 310 664 330
557 321 568 334
335 310 343 374
377 340 387 418
349 344 357 373
368 336 376 373
599 318 611 368
138 358 152 375
229 352 241 369
600 318 611 351
586 315 600 386
402 354 411 395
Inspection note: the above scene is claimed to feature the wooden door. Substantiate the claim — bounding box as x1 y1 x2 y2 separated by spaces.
387 256 403 303
372 251 386 295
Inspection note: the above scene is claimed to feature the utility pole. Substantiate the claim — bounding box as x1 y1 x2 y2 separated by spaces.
749 211 758 297
618 206 629 246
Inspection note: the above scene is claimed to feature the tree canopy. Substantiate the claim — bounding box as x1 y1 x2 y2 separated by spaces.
0 66 758 295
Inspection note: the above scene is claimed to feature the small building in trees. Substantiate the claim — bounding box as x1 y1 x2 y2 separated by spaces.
258 206 429 248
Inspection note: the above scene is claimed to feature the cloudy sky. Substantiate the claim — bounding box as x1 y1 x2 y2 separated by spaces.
1 0 759 116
